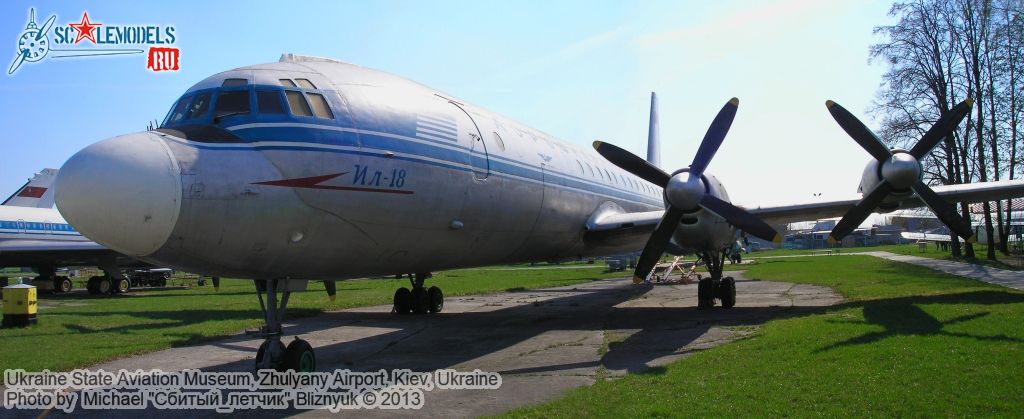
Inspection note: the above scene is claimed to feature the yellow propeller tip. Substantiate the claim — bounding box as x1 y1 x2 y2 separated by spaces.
966 235 977 244
729 97 739 106
964 99 975 107
825 100 836 108
827 236 838 245
632 275 644 284
772 233 783 244
329 295 336 302
592 140 604 149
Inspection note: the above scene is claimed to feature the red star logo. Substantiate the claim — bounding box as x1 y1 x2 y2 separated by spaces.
68 11 102 44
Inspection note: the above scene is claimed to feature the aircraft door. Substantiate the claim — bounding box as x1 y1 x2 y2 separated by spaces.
448 101 490 180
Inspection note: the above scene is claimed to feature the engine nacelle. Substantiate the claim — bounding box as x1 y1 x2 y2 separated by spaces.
857 158 914 213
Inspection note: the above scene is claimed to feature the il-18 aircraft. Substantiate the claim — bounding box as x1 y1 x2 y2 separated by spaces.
52 54 1024 371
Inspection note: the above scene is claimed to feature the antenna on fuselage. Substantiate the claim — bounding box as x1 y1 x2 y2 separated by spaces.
647 92 661 168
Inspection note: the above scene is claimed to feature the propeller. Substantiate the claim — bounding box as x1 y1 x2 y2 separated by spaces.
594 98 781 283
825 99 976 244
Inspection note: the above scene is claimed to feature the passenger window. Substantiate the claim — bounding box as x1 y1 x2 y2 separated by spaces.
295 78 316 89
163 95 192 125
257 90 285 114
222 78 247 87
186 92 211 119
285 91 313 117
279 79 297 87
306 92 334 119
214 90 251 119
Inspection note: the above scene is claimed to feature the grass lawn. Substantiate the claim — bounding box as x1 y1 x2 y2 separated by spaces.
0 264 623 372
747 243 1024 271
505 256 1024 417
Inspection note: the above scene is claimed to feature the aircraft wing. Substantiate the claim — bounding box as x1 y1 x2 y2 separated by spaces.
0 239 148 268
747 179 1024 226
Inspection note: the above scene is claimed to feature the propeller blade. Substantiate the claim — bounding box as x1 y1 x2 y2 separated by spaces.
689 98 739 176
211 276 220 292
826 100 892 162
8 50 27 75
36 14 57 41
828 181 893 243
324 280 337 301
699 195 781 243
910 181 977 242
633 206 685 283
908 99 974 159
593 141 670 187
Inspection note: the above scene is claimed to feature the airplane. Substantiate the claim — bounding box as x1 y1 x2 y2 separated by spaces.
51 54 1024 372
0 169 161 294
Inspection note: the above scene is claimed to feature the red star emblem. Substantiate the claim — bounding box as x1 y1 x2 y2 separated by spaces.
68 11 102 44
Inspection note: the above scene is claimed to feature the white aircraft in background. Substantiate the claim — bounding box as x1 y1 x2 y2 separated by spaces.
0 170 157 293
52 54 1024 371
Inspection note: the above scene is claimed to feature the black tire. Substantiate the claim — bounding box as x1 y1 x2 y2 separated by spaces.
697 278 715 309
427 286 443 313
86 276 100 294
97 277 112 294
115 278 130 293
719 277 736 309
255 340 286 371
58 278 73 293
411 287 429 314
283 338 316 372
393 287 412 315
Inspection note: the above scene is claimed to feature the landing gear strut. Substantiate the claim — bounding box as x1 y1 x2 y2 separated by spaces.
696 250 736 309
253 279 315 372
393 272 443 315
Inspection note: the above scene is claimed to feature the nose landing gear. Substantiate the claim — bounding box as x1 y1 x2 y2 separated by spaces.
393 272 443 315
253 279 316 372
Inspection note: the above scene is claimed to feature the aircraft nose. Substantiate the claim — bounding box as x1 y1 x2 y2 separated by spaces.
55 132 182 257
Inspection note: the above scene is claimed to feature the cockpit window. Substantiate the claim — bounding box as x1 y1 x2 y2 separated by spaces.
257 90 285 114
285 90 313 117
162 94 193 126
221 78 248 87
186 92 211 119
214 90 251 119
295 78 316 89
278 79 297 87
306 93 334 119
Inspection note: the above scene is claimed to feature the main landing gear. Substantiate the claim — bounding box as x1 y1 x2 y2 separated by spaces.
253 279 316 372
392 272 443 315
696 250 736 310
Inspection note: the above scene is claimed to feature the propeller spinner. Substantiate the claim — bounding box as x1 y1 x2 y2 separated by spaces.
594 98 781 283
825 99 976 244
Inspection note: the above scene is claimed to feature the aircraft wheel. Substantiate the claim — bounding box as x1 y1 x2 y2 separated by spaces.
697 278 715 309
719 277 736 309
97 277 112 294
427 286 443 313
58 278 73 293
115 278 130 293
411 287 429 314
86 276 101 294
255 340 286 371
393 287 412 315
283 338 316 372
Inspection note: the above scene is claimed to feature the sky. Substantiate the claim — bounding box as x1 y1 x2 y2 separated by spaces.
0 0 894 208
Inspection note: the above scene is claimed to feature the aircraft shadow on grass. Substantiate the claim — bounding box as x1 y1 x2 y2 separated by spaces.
815 290 1024 352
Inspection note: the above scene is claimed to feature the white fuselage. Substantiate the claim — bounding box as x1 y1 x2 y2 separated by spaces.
55 57 740 280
